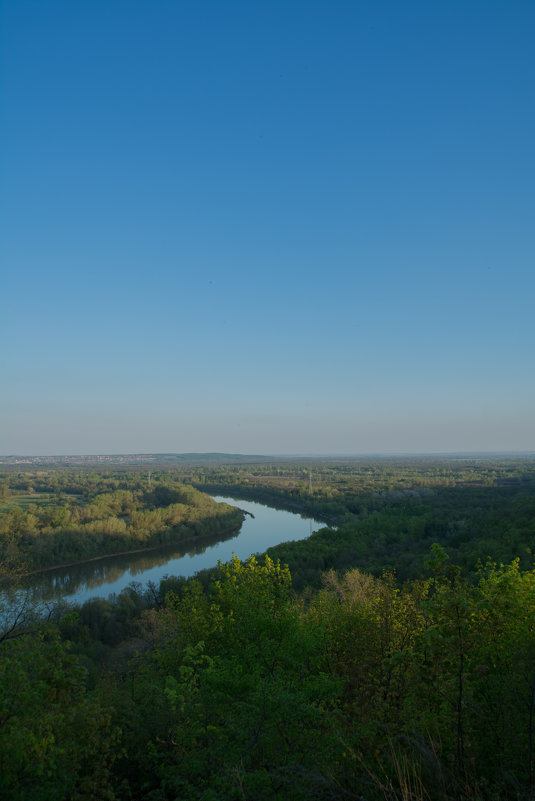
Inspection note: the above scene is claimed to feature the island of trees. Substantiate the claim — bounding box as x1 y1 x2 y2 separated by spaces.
1 454 535 800
0 471 243 572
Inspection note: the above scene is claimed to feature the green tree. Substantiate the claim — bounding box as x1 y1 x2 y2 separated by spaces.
0 626 117 800
123 556 342 800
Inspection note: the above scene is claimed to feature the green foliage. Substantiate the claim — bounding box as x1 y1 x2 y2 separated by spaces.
116 555 343 799
0 627 117 800
3 549 535 799
0 470 243 571
2 458 535 799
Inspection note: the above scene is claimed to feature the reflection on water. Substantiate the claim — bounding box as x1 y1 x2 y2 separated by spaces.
24 524 242 603
8 497 324 607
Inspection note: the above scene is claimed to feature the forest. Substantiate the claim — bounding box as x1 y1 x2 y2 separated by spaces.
1 455 535 800
0 471 243 572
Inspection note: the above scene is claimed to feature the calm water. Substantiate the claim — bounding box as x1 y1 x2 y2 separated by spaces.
20 497 323 606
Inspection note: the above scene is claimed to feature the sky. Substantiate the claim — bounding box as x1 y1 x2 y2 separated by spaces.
1 0 534 456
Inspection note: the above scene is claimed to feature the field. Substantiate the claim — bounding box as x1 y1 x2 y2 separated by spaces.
0 493 81 515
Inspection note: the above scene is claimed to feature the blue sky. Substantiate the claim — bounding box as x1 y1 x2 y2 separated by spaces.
1 0 534 455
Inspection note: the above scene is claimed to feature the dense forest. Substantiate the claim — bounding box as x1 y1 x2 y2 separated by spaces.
0 471 243 572
1 455 535 800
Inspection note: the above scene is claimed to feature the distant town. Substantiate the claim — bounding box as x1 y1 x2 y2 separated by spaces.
0 453 273 466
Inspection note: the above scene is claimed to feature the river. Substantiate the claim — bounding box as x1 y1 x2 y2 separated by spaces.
17 497 324 607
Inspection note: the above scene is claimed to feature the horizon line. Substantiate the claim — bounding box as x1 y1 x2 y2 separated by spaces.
2 450 535 459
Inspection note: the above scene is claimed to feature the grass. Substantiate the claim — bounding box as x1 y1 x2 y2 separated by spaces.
0 493 82 515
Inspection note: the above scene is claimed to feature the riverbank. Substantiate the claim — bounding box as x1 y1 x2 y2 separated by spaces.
22 517 245 577
8 498 323 607
198 484 338 526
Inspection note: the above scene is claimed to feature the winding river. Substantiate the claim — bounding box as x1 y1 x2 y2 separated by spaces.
20 497 324 607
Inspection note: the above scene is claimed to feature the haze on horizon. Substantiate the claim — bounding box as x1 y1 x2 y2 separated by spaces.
1 1 534 457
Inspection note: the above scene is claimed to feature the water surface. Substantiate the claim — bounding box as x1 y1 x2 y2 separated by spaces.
22 497 323 606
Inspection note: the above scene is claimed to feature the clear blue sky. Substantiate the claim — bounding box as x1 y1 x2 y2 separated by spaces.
1 0 534 455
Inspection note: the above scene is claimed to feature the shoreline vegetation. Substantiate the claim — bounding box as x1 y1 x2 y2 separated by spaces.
0 474 244 574
2 457 535 581
22 520 244 576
